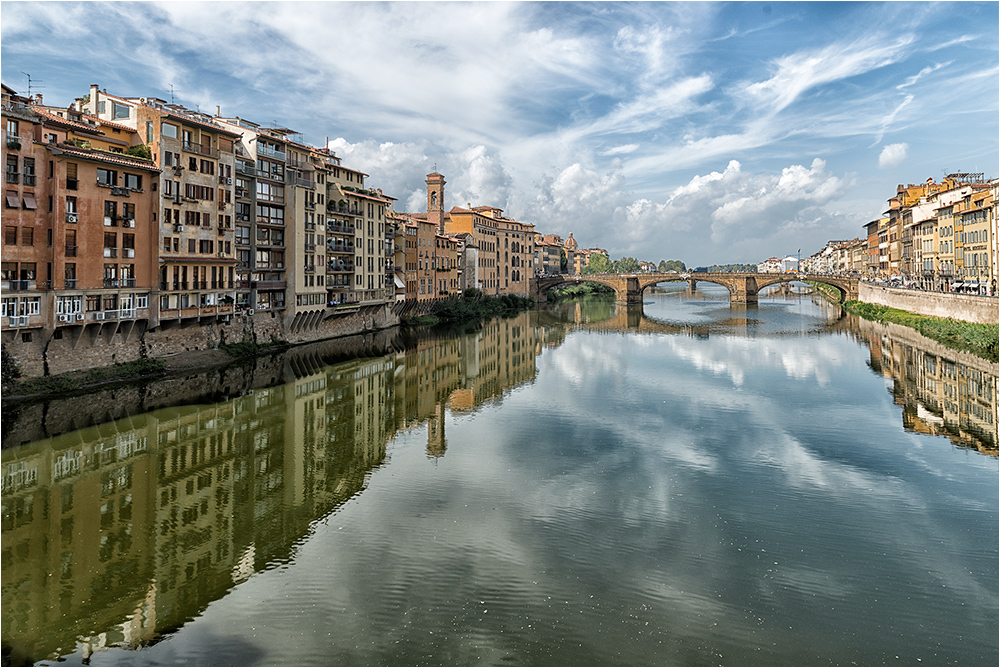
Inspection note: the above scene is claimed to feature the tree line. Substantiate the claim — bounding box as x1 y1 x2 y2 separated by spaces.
582 256 756 274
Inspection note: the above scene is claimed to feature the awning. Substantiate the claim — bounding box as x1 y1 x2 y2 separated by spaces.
951 282 964 289
21 193 37 210
394 276 405 289
5 192 20 208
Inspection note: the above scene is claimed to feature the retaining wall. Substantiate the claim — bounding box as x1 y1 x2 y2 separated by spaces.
859 283 998 325
3 303 402 380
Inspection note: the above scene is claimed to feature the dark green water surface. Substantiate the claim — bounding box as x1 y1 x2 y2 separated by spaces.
2 284 997 666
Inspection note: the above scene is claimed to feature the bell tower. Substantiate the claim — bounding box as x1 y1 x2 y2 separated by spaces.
426 172 446 233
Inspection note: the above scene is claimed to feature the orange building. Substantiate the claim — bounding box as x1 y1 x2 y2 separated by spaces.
2 85 160 362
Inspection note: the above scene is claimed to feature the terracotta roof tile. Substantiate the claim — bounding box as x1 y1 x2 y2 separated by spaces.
49 144 160 172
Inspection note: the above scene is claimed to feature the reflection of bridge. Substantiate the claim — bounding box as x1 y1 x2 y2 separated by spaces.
531 273 858 304
551 300 853 338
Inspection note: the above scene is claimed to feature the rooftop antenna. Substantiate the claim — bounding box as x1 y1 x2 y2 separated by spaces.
20 71 43 98
168 84 176 104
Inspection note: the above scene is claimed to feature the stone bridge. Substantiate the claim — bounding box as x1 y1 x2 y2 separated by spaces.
530 273 858 304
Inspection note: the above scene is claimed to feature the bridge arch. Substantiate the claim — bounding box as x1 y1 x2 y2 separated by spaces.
531 273 858 304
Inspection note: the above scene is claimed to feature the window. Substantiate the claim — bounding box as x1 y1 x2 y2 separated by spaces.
4 226 16 244
6 119 17 135
21 227 33 246
236 226 250 245
124 173 142 190
256 181 284 202
188 239 196 253
189 157 198 171
66 196 77 213
66 230 77 257
96 168 117 186
162 123 178 139
199 160 215 175
199 240 214 254
112 102 130 120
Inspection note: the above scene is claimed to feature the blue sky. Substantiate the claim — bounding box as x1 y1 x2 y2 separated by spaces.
2 1 997 265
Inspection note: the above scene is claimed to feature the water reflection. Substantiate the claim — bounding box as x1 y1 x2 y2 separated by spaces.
1 295 996 664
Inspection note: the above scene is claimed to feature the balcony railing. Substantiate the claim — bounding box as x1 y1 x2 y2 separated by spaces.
257 145 286 161
121 278 137 287
327 263 354 273
103 247 118 258
236 164 256 177
5 280 31 291
181 140 218 158
22 174 36 186
103 278 119 288
327 222 355 235
65 245 77 257
64 279 78 289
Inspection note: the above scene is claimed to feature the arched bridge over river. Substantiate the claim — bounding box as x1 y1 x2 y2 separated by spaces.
531 273 858 304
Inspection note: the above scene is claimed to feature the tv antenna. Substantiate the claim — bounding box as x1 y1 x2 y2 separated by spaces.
20 71 43 98
168 84 176 104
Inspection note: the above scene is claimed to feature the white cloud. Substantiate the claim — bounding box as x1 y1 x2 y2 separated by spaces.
878 143 909 169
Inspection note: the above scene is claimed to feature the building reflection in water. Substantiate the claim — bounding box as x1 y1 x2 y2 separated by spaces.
2 304 996 663
848 316 998 456
1 313 540 664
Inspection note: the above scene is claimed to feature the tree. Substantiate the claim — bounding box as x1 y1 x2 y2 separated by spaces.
583 253 612 274
613 257 641 273
125 144 152 160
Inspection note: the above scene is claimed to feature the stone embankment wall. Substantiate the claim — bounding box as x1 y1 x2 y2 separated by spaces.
4 303 402 380
859 284 999 325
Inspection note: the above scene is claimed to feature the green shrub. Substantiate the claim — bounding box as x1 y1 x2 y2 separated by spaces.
844 300 998 361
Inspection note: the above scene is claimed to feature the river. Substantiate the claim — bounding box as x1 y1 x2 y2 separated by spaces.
2 283 997 666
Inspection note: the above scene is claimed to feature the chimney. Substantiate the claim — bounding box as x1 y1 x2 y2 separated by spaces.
90 84 99 114
216 105 220 117
33 93 42 105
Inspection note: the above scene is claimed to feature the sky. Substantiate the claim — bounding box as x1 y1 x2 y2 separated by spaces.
1 1 997 265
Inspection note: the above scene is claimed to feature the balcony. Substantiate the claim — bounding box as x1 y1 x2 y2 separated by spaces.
65 245 77 257
327 263 354 274
235 188 250 199
329 205 363 217
235 164 256 177
103 278 119 288
304 266 316 274
181 140 218 158
5 280 31 291
257 145 286 161
66 178 78 190
254 280 287 290
327 222 355 235
326 243 353 254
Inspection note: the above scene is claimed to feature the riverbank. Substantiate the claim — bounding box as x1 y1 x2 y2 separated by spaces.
1 339 294 405
546 282 615 300
401 290 534 326
807 281 998 361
